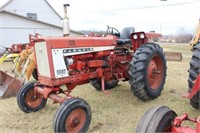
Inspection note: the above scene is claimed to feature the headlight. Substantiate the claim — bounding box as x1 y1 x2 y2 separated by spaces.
14 45 18 50
133 34 138 39
140 33 145 39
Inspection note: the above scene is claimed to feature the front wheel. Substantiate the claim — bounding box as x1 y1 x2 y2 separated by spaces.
128 43 166 100
17 82 47 113
53 98 91 133
136 106 177 133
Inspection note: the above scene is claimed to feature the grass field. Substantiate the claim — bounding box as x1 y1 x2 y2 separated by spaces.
0 43 199 133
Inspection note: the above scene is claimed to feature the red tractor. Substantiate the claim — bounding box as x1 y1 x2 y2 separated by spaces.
136 48 200 133
17 26 166 132
136 19 200 133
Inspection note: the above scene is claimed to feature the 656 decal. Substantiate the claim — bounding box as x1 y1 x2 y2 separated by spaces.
57 69 66 75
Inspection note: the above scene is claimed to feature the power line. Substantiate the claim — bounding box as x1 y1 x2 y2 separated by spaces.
87 0 199 12
3 0 200 14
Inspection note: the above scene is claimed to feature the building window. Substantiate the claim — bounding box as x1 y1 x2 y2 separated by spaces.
27 13 37 19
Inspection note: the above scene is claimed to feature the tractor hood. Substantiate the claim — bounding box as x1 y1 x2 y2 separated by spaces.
34 36 117 48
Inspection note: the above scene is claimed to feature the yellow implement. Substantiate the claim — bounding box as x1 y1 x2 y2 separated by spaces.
0 53 19 64
0 49 35 98
190 19 200 49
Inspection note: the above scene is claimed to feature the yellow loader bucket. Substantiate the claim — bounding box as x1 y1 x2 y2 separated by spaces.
0 70 22 99
164 52 182 61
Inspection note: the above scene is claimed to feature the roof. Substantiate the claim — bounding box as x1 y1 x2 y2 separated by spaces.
0 0 62 19
0 10 83 35
0 0 12 10
0 0 82 35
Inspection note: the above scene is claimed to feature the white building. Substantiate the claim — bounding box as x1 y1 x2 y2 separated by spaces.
0 0 82 47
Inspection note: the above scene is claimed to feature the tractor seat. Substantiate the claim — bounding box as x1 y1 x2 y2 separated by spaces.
117 27 135 45
117 39 131 45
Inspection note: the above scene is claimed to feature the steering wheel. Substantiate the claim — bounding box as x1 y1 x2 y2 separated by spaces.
106 25 120 37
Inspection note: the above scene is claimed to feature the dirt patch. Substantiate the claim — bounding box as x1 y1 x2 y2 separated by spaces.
89 123 104 132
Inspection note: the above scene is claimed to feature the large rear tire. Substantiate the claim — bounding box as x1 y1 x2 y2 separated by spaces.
128 43 166 100
90 79 118 90
53 98 91 133
136 106 177 133
188 43 200 109
17 82 47 113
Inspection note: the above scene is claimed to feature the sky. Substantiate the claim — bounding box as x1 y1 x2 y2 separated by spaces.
0 0 200 35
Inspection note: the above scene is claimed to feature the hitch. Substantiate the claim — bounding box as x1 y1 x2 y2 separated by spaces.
172 114 200 133
183 75 200 99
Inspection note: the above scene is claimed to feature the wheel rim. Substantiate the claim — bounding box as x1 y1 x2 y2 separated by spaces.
164 125 172 132
65 108 86 132
25 89 43 108
147 55 164 90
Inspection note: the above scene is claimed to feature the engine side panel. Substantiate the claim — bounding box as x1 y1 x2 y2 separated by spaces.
52 49 69 78
35 42 51 77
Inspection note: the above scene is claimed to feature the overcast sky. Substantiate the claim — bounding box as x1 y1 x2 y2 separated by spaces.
1 0 200 35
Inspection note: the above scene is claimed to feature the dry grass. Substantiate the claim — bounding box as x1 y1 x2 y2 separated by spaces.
0 43 199 133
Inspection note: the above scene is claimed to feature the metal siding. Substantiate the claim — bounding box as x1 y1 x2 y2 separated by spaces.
0 29 2 47
0 12 63 47
1 28 47 46
69 32 81 36
0 14 2 46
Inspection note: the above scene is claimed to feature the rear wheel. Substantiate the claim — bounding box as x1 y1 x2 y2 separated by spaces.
53 98 91 133
17 82 47 113
128 43 166 100
90 79 118 90
136 106 177 133
188 43 200 109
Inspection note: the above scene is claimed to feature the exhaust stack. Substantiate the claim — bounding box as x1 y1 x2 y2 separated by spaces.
63 4 70 37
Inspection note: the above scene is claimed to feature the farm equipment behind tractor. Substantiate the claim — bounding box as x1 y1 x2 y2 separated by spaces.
0 33 40 64
0 33 40 98
15 17 168 133
136 19 200 133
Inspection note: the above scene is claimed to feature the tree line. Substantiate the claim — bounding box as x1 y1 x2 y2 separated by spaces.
79 27 194 43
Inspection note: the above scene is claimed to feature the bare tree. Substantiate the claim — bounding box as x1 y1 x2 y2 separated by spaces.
175 28 193 43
